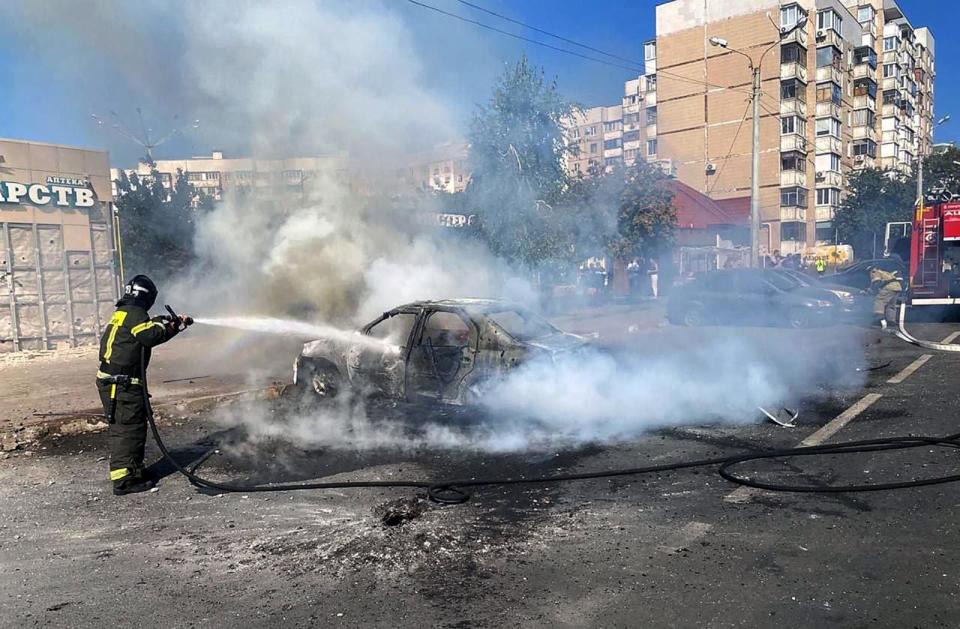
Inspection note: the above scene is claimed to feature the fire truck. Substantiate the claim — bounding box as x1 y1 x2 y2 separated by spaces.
903 201 960 306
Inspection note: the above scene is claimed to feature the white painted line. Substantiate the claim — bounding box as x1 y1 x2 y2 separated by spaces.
657 521 712 553
887 354 932 384
940 331 960 344
724 393 883 504
798 393 883 447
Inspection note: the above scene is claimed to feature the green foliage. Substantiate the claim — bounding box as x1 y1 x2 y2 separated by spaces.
835 167 915 258
466 55 580 268
612 159 676 260
922 146 960 199
114 168 206 280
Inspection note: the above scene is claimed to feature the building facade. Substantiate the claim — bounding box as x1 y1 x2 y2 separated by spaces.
620 0 934 255
111 151 347 202
0 139 118 352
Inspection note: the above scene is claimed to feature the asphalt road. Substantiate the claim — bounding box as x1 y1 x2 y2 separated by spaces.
1 318 959 628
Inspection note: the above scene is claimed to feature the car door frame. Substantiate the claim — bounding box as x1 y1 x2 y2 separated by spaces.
350 307 422 399
403 306 480 404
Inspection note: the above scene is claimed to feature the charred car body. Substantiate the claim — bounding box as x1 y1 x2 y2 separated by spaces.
293 299 587 405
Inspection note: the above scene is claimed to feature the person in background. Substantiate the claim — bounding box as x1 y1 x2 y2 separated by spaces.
815 256 827 276
646 257 659 298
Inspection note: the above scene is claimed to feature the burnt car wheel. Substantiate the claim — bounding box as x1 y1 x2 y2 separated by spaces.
296 359 342 399
787 308 813 329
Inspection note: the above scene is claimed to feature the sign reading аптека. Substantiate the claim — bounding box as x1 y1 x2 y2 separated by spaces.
0 177 96 208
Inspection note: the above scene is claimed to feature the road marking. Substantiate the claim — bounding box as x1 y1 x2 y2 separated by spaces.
887 354 932 384
941 331 960 344
724 393 883 504
657 521 712 553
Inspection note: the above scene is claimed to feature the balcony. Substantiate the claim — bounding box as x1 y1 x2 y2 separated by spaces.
852 64 875 80
881 76 898 91
861 32 876 49
645 123 657 137
881 102 903 118
815 170 843 188
781 27 807 47
881 130 900 143
815 205 839 221
816 66 843 84
781 133 808 152
780 170 808 187
644 91 656 107
853 95 876 111
853 154 876 169
882 50 898 64
852 126 878 141
815 29 844 50
780 62 807 83
816 102 842 119
815 135 842 153
780 99 806 116
780 207 807 222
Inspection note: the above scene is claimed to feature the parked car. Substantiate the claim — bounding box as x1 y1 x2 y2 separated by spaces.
827 257 906 290
293 299 587 405
667 268 838 328
771 268 872 321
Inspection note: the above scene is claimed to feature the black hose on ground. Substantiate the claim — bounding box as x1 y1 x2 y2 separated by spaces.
141 351 960 505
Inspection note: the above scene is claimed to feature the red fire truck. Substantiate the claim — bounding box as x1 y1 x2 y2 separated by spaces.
906 201 960 305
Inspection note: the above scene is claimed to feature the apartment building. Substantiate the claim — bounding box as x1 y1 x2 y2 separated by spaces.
398 142 470 194
636 0 934 255
111 151 347 202
565 104 625 175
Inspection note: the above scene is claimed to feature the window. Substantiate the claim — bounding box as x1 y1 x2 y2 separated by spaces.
816 188 841 206
851 109 875 126
585 126 597 137
853 78 877 98
781 221 807 242
282 169 301 183
589 143 598 154
604 138 622 150
781 115 806 135
603 120 621 132
816 82 842 105
816 152 841 172
780 186 808 207
644 41 656 61
623 130 640 143
624 148 638 162
604 157 620 167
187 172 203 181
780 4 802 29
646 74 657 91
817 9 842 36
781 151 806 172
367 312 417 346
623 112 640 125
857 6 874 23
883 36 898 51
816 221 836 243
646 107 658 125
781 43 806 67
815 117 841 138
488 309 557 342
817 46 842 70
882 63 897 78
646 139 657 156
854 47 877 69
781 79 805 101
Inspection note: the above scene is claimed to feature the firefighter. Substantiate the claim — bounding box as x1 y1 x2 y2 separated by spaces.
814 256 827 275
96 275 192 495
869 267 903 327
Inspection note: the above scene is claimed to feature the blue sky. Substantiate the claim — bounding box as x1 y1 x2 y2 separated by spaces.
0 0 952 166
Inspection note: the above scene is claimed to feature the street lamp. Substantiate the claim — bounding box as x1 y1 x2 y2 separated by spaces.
709 15 807 268
919 114 951 208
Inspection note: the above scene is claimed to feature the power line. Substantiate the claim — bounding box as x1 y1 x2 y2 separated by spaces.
707 98 753 195
453 0 643 66
405 0 644 73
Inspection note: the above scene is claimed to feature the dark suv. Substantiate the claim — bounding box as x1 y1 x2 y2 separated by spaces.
668 269 837 328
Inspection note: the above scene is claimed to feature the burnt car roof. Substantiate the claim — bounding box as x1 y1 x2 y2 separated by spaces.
393 298 524 313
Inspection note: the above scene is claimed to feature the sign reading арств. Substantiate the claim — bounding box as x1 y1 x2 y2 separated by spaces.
0 176 96 208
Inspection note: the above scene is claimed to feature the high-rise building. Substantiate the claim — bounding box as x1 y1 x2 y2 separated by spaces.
629 0 934 255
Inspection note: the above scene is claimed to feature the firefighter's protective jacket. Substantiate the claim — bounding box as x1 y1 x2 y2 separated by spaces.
97 305 180 379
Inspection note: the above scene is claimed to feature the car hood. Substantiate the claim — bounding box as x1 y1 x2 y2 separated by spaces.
524 332 589 353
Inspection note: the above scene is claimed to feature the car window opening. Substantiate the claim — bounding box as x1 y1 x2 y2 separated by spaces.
488 309 557 341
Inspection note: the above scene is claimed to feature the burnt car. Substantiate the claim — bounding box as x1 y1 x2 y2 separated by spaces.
827 257 906 290
771 268 872 321
293 299 587 405
667 268 837 328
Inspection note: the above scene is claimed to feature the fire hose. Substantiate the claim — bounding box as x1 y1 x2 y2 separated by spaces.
892 301 960 352
142 311 960 505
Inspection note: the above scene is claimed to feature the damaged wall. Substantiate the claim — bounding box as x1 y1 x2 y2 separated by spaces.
0 139 118 352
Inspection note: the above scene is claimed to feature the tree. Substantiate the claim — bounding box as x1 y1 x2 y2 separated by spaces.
114 168 202 280
921 146 960 200
835 167 915 259
466 55 580 269
612 159 676 260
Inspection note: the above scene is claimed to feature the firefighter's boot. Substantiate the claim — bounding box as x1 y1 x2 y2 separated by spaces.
113 475 156 496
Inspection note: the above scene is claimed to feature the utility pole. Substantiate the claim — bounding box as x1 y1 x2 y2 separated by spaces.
710 14 807 268
750 65 762 268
